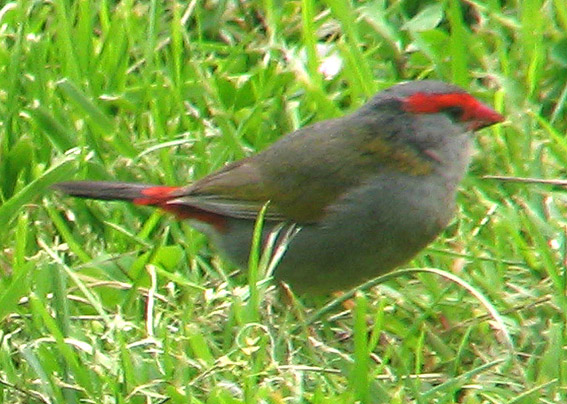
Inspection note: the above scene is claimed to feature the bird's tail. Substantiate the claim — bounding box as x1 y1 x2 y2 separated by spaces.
52 181 181 206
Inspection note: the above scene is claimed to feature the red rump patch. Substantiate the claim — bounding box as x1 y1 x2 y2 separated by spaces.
133 186 180 205
160 204 228 232
402 92 504 126
133 186 228 232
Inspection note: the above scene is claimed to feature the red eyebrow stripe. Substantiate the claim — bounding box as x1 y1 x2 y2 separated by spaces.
402 92 477 114
402 92 504 125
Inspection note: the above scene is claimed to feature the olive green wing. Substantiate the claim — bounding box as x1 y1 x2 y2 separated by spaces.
167 116 433 223
166 159 289 222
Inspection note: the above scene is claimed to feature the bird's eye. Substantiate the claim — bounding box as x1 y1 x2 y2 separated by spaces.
442 106 464 121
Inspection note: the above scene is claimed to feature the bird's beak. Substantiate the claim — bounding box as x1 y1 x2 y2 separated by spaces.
468 102 505 131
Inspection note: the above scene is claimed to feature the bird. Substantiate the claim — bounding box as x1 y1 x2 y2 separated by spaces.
53 80 504 295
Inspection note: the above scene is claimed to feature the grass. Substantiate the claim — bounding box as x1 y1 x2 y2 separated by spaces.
0 0 566 402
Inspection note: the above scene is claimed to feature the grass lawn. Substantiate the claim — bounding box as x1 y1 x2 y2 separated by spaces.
1 0 566 402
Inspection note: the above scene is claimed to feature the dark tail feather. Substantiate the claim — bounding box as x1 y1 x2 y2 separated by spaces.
52 181 158 202
53 181 224 225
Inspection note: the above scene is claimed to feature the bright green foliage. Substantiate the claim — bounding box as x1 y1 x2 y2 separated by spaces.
0 0 566 403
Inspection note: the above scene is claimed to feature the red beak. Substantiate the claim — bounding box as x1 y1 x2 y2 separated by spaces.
468 102 504 131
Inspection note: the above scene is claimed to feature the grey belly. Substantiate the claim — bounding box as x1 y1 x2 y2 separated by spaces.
210 173 456 294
